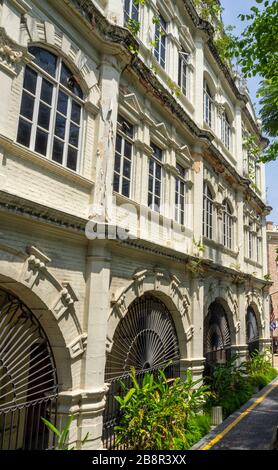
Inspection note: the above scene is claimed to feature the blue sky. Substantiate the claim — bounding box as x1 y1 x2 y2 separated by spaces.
221 0 278 222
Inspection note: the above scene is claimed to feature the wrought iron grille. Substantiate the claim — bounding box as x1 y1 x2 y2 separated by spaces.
103 361 180 450
105 295 180 380
0 288 58 449
246 307 259 355
204 301 231 375
103 294 181 449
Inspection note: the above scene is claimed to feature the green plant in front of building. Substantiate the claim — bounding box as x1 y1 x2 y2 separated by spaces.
115 367 211 450
41 415 89 450
244 349 277 390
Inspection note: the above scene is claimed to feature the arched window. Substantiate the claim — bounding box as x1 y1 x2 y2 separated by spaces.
203 182 214 239
17 46 84 172
203 80 214 128
222 199 233 249
221 111 231 150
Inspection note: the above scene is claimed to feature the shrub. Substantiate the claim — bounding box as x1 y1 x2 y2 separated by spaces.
115 367 212 450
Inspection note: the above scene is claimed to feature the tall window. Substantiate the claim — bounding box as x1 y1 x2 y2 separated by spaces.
148 143 163 212
175 163 186 225
124 0 139 25
178 50 189 97
222 200 233 249
248 222 253 259
154 14 167 69
113 116 133 198
17 47 83 172
203 81 214 128
256 230 262 264
221 111 231 150
203 183 214 239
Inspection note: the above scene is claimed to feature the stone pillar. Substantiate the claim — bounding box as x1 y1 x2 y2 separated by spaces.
181 277 205 382
234 283 248 364
194 33 204 127
235 103 243 174
192 146 204 245
78 240 112 450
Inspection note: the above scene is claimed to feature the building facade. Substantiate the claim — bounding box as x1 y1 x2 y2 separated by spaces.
267 222 278 348
0 0 271 449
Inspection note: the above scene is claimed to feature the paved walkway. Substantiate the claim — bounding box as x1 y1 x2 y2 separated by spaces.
194 376 278 450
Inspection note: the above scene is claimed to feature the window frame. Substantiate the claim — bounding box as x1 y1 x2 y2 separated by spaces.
17 47 84 172
124 0 139 25
222 199 233 250
178 50 190 98
175 163 186 225
154 14 168 69
148 142 163 213
203 182 214 239
113 116 134 199
221 111 232 151
203 81 214 128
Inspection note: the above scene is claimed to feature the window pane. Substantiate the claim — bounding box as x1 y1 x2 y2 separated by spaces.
71 101 81 124
116 134 122 153
57 91 68 115
23 66 37 94
122 178 130 197
38 103 51 130
155 164 161 179
17 118 32 147
149 159 154 175
54 114 66 140
20 92 34 120
148 175 153 192
114 153 121 174
148 192 152 208
29 47 57 77
60 62 83 98
35 128 48 155
69 124 79 147
41 79 53 105
113 173 120 192
123 159 131 178
52 138 64 164
124 141 132 159
67 147 78 171
155 180 161 196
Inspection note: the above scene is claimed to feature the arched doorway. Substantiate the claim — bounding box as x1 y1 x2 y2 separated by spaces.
0 288 58 449
204 301 231 375
246 306 259 355
103 294 181 448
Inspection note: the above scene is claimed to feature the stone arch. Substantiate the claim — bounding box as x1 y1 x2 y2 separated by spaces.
0 244 87 391
246 290 264 337
203 70 217 98
204 282 239 339
107 269 192 362
222 102 234 125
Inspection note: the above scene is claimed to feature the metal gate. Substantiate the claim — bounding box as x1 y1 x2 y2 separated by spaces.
204 301 231 375
103 294 181 449
246 307 259 355
0 288 58 449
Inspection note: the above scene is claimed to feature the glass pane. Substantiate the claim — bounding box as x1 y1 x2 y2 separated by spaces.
149 159 154 175
57 91 68 116
114 153 121 174
155 180 161 196
116 134 122 153
155 164 161 179
122 178 130 197
38 103 51 130
60 62 83 98
55 114 66 140
71 101 81 124
154 196 160 210
41 79 53 105
52 138 64 164
29 47 57 77
67 147 78 171
35 128 48 155
20 92 34 120
23 66 37 94
148 192 152 208
123 159 131 178
113 173 120 193
69 124 79 147
17 118 32 147
124 141 132 159
148 175 153 192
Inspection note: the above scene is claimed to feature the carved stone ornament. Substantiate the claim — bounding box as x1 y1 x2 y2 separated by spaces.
22 245 51 288
0 27 30 75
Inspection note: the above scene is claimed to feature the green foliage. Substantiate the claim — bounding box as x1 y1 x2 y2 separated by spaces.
166 77 181 97
41 415 89 450
263 273 272 281
193 0 223 21
115 367 212 450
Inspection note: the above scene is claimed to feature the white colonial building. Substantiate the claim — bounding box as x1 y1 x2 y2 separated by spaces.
0 0 271 449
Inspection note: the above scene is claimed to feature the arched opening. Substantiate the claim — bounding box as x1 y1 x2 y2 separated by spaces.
246 306 259 355
103 293 181 448
204 301 232 376
0 288 58 450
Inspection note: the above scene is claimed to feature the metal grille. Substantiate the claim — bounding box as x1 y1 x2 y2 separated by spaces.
103 294 181 449
105 295 180 380
0 288 58 449
246 307 259 355
204 301 231 372
103 361 180 450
